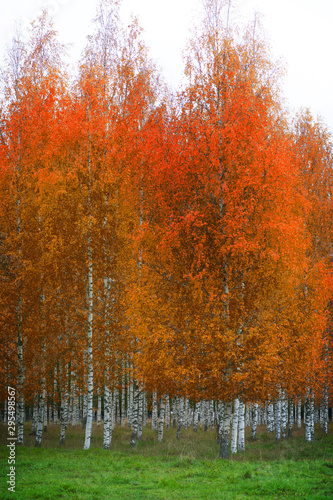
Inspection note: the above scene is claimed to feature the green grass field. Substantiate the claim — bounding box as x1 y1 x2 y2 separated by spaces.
1 422 332 499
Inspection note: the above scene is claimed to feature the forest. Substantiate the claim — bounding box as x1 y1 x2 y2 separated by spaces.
1 0 333 464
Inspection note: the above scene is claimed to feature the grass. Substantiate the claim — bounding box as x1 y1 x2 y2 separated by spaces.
0 422 332 499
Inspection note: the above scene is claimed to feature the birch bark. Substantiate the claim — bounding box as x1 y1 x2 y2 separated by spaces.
130 384 139 447
103 384 112 449
152 391 158 431
238 400 245 452
231 398 240 454
219 401 232 459
158 396 166 442
251 403 258 440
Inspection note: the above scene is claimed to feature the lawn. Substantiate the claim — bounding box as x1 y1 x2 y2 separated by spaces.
0 422 332 499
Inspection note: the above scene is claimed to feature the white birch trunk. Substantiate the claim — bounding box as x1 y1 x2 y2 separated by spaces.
158 395 166 442
251 403 258 440
281 391 287 439
297 397 302 428
151 391 158 431
121 366 126 427
130 384 139 447
310 396 315 442
103 384 111 449
137 390 143 440
165 395 170 428
219 401 232 459
305 395 312 442
35 390 45 447
231 398 240 454
267 401 274 432
59 387 68 445
83 243 94 450
17 296 24 446
238 400 245 452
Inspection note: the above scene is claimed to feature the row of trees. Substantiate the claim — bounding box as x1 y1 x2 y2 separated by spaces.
1 0 332 457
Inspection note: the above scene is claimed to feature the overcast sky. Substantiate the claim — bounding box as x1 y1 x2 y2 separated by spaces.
1 0 333 133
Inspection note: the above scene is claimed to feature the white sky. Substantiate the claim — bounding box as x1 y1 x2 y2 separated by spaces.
1 0 333 133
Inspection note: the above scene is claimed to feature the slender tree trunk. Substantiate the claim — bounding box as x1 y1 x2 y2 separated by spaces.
121 365 126 427
59 387 68 445
103 384 111 449
297 397 302 428
310 396 315 442
130 384 139 447
84 242 94 450
137 390 143 440
219 401 232 459
281 391 287 439
238 400 245 451
152 391 158 431
17 296 24 446
158 395 166 442
35 388 45 447
305 394 312 442
251 403 259 440
231 398 240 454
267 401 274 432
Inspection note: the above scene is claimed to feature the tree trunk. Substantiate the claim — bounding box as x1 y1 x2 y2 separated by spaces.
158 395 166 442
281 391 287 439
152 391 158 431
59 388 68 445
231 398 239 454
130 384 139 447
238 400 245 452
251 403 259 440
219 401 232 459
267 401 274 432
103 384 112 449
